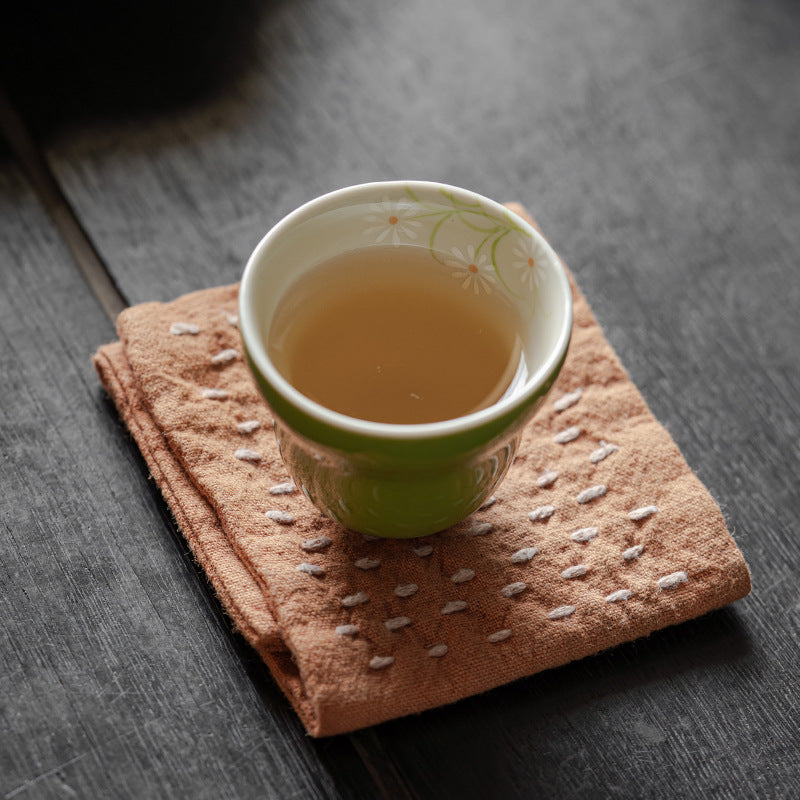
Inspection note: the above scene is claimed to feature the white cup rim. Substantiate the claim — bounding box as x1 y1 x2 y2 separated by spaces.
239 180 573 442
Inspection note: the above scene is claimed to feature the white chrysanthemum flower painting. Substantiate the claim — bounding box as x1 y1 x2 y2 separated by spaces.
446 244 496 294
511 234 549 291
363 198 422 245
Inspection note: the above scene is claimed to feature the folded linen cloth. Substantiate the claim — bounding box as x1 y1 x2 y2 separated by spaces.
93 204 750 737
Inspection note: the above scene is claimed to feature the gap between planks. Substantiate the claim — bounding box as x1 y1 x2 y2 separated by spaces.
0 87 128 321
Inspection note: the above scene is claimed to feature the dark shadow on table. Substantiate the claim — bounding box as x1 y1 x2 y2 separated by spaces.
0 0 283 143
355 606 752 798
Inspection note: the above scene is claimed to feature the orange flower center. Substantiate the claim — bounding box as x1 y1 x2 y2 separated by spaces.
528 257 535 268
388 215 399 225
468 264 478 274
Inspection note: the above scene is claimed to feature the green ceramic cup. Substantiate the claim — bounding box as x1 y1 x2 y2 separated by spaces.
239 181 572 538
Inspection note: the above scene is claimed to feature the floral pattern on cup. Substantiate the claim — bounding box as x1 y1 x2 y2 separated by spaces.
446 244 496 295
363 186 540 308
363 197 422 245
512 233 550 308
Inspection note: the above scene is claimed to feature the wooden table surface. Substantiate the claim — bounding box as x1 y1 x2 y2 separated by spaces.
2 1 798 797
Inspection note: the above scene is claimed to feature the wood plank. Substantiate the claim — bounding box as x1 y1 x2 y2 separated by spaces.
0 164 383 799
0 87 126 322
19 0 800 796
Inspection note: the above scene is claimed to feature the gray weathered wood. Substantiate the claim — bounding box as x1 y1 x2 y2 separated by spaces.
3 0 798 796
0 164 382 799
0 87 126 321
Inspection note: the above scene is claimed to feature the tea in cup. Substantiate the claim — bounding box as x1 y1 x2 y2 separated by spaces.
239 181 572 537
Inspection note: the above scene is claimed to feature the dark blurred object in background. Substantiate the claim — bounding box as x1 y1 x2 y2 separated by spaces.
0 0 267 141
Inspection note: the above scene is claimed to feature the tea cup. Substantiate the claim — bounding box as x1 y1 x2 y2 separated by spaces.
239 181 572 537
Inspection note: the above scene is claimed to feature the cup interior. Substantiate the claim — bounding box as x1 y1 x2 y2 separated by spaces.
240 181 572 438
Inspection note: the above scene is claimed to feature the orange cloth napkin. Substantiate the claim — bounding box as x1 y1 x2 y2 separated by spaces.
93 206 750 737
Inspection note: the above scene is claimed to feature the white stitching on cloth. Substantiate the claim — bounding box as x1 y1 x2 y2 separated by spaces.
606 589 632 602
510 546 538 564
296 562 324 576
441 600 468 614
354 557 380 570
465 521 493 537
265 509 293 524
561 564 589 579
630 505 658 520
170 322 200 335
342 592 370 607
554 426 581 444
572 526 598 542
336 624 358 636
369 655 394 670
394 583 419 597
590 440 619 463
384 616 412 631
548 605 576 620
201 388 228 399
237 419 261 434
577 484 607 503
269 481 296 495
623 544 644 560
658 571 688 589
210 348 239 365
413 544 433 557
536 469 559 488
487 629 512 643
450 568 475 584
553 387 583 411
235 448 261 462
302 536 332 552
529 505 555 521
501 581 526 597
428 644 448 657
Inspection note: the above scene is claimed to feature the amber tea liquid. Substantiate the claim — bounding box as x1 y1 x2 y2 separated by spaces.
267 246 524 424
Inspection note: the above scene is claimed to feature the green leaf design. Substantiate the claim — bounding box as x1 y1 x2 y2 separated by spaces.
490 230 516 295
428 212 454 264
403 185 532 301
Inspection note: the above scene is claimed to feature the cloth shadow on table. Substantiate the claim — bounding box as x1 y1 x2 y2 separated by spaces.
390 604 751 727
354 609 752 797
0 0 287 144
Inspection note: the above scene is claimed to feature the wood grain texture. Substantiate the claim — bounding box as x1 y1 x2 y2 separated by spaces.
3 0 799 796
0 165 382 799
0 87 127 321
